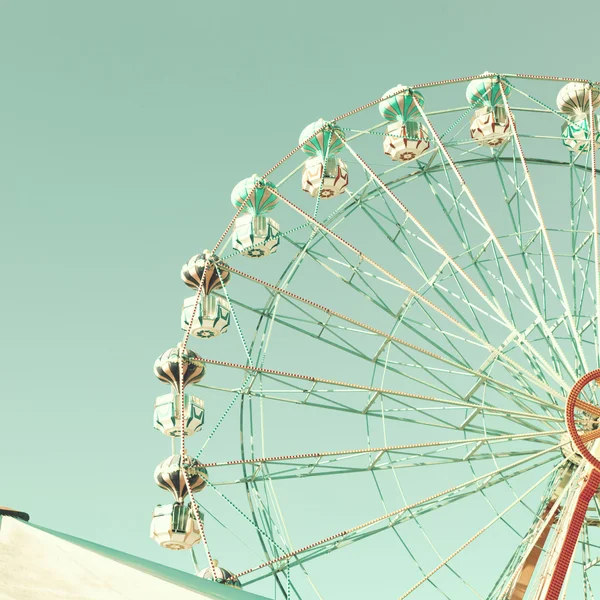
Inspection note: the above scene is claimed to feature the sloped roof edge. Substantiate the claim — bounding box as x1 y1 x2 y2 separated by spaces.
19 518 270 600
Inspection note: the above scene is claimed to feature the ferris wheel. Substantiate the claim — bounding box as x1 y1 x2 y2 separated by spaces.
149 72 600 600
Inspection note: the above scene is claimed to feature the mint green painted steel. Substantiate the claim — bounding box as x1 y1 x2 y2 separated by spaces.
243 455 561 586
466 75 512 107
298 118 344 157
230 175 278 216
378 85 425 123
161 75 600 599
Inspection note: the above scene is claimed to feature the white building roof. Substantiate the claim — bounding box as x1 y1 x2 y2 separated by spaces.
0 514 269 600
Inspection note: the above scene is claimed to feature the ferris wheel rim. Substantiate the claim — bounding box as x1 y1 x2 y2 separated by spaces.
155 72 600 599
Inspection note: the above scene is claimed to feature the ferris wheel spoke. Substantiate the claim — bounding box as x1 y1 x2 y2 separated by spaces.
194 359 566 435
246 462 560 586
491 162 547 311
418 168 494 292
501 84 590 376
193 474 315 599
281 229 401 322
491 157 583 382
269 186 573 401
208 435 561 485
359 219 559 408
205 430 560 470
214 450 553 485
226 264 566 410
296 234 400 317
234 446 561 585
358 198 496 344
573 397 600 418
347 140 506 310
289 222 523 382
232 294 471 402
198 382 554 441
395 458 564 600
342 137 573 392
226 292 566 431
417 102 578 387
247 294 562 431
242 257 488 401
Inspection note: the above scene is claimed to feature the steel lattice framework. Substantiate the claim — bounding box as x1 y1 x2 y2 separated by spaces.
151 73 600 600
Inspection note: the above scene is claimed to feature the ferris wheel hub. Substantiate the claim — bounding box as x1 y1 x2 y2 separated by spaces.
565 370 600 472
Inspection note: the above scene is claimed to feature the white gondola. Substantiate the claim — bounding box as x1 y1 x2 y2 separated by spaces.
153 391 205 437
150 503 203 551
383 121 430 162
301 156 348 199
232 213 280 258
556 81 600 120
181 294 230 339
470 106 510 147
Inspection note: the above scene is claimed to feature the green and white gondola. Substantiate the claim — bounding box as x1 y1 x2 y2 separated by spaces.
231 175 280 258
379 85 430 162
299 119 348 199
466 75 512 147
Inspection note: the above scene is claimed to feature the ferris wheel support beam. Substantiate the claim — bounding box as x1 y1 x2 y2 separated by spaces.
497 466 573 599
341 138 573 392
490 162 553 358
507 507 558 600
243 155 596 412
415 103 577 387
530 466 600 600
363 196 556 408
500 84 590 375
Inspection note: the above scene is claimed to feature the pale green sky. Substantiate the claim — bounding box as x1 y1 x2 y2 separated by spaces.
1 1 599 598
